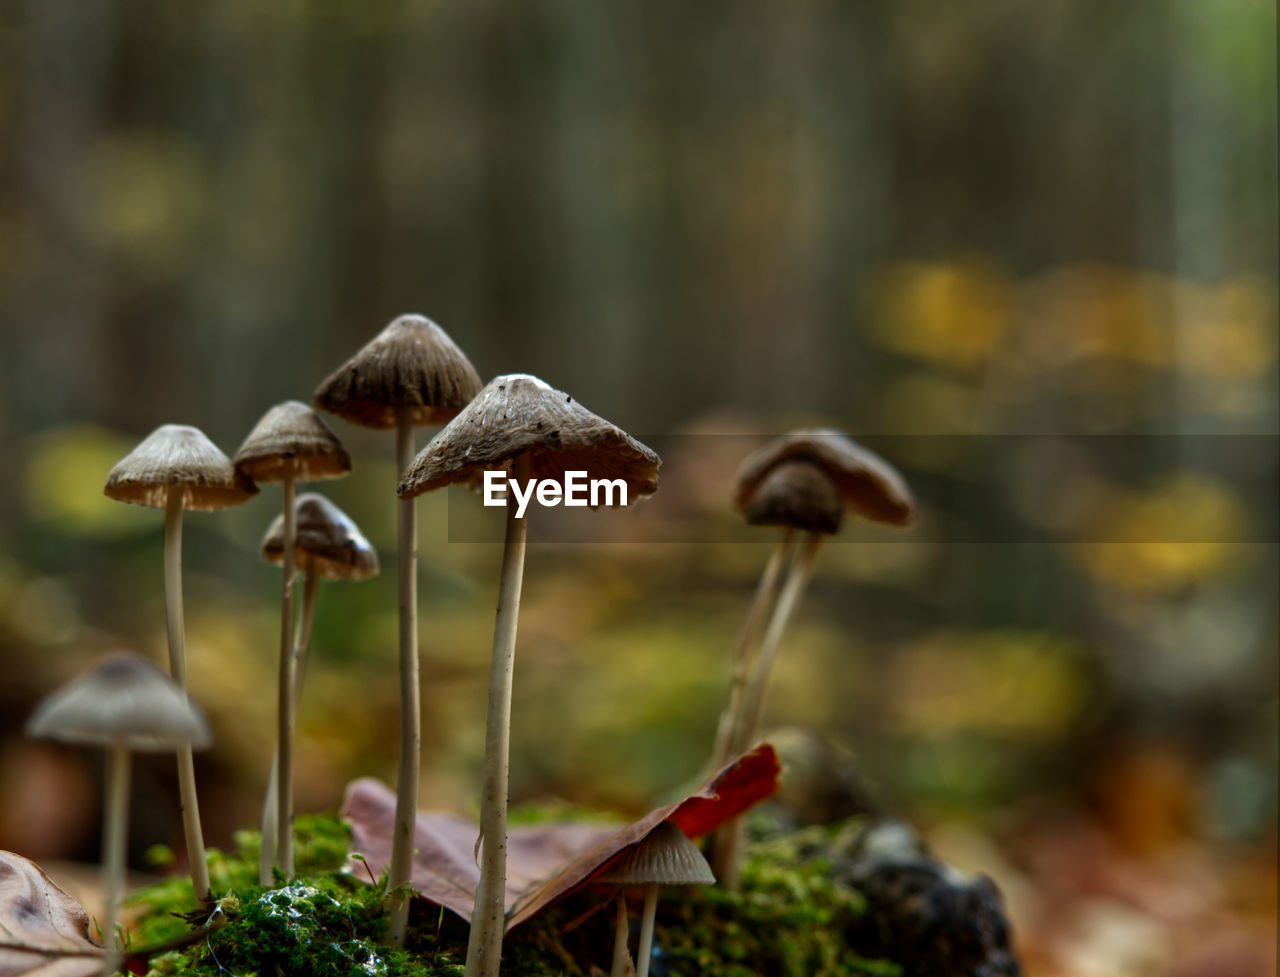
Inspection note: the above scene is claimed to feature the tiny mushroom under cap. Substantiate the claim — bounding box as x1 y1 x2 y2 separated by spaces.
234 401 352 483
743 459 844 536
734 428 915 527
593 821 716 887
105 424 258 510
397 373 661 500
261 493 379 581
26 652 212 751
312 314 483 429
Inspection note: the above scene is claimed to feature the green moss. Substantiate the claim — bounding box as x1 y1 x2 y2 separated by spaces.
124 814 898 977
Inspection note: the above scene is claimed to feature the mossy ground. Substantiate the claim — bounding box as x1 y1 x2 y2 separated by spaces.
124 813 899 977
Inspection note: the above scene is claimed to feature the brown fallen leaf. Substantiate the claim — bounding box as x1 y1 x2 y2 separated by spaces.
0 852 103 977
342 744 781 930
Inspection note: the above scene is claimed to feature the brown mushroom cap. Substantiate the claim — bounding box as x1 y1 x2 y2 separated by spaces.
734 428 915 527
104 424 258 511
593 821 715 887
312 314 483 430
234 401 352 483
397 373 661 502
26 652 212 752
743 459 844 535
261 493 379 581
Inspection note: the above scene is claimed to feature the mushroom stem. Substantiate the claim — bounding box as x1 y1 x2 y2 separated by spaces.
735 531 824 754
101 743 130 977
712 527 796 771
163 491 211 905
635 883 659 977
259 567 319 885
275 459 298 878
610 892 632 977
464 454 531 977
386 409 421 946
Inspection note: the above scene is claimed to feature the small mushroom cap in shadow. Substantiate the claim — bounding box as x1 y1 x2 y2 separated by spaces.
234 401 352 483
592 821 715 887
261 493 379 581
26 652 212 752
743 459 844 535
104 424 258 511
734 429 915 527
397 373 661 501
312 315 483 430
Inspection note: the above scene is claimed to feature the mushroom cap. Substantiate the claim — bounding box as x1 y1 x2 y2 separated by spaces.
397 373 661 501
261 492 379 581
743 459 844 535
593 821 715 887
734 429 915 527
26 652 213 752
104 424 258 511
312 314 483 429
234 400 352 483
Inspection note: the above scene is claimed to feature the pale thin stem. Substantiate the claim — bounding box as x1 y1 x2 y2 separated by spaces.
163 492 211 904
260 567 318 885
386 411 420 946
609 893 631 977
276 462 298 878
711 528 795 771
101 744 130 977
635 884 659 977
464 455 530 977
714 531 825 889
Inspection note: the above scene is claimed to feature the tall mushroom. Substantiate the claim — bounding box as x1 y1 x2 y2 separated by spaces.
592 821 715 977
104 424 256 905
234 401 351 882
312 314 481 944
398 374 660 977
257 492 378 877
712 429 915 887
26 652 212 976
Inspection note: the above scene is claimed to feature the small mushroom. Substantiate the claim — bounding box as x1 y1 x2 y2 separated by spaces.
592 821 714 977
26 652 212 976
711 430 915 888
313 314 481 946
104 424 256 904
256 493 378 876
234 401 351 882
399 374 659 977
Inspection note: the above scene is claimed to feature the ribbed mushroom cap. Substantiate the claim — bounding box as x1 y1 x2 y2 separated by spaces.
312 315 483 430
234 401 352 483
734 429 915 527
397 374 661 501
26 652 212 752
743 459 844 535
104 424 258 511
593 821 715 887
261 493 379 581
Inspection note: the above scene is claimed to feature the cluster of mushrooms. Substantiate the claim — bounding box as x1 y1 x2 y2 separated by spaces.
24 314 914 977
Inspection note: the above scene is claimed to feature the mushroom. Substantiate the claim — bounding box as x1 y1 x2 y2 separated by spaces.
25 652 212 976
712 430 915 887
104 424 256 904
256 492 378 877
398 374 660 977
592 821 714 977
312 314 481 945
234 401 351 882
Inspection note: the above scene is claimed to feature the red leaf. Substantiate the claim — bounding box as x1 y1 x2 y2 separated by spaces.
341 744 780 930
0 851 103 977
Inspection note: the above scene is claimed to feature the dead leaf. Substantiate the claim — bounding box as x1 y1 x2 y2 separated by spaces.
0 852 103 977
341 744 781 930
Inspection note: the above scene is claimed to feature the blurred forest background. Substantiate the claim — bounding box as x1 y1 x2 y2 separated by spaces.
0 3 1276 975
